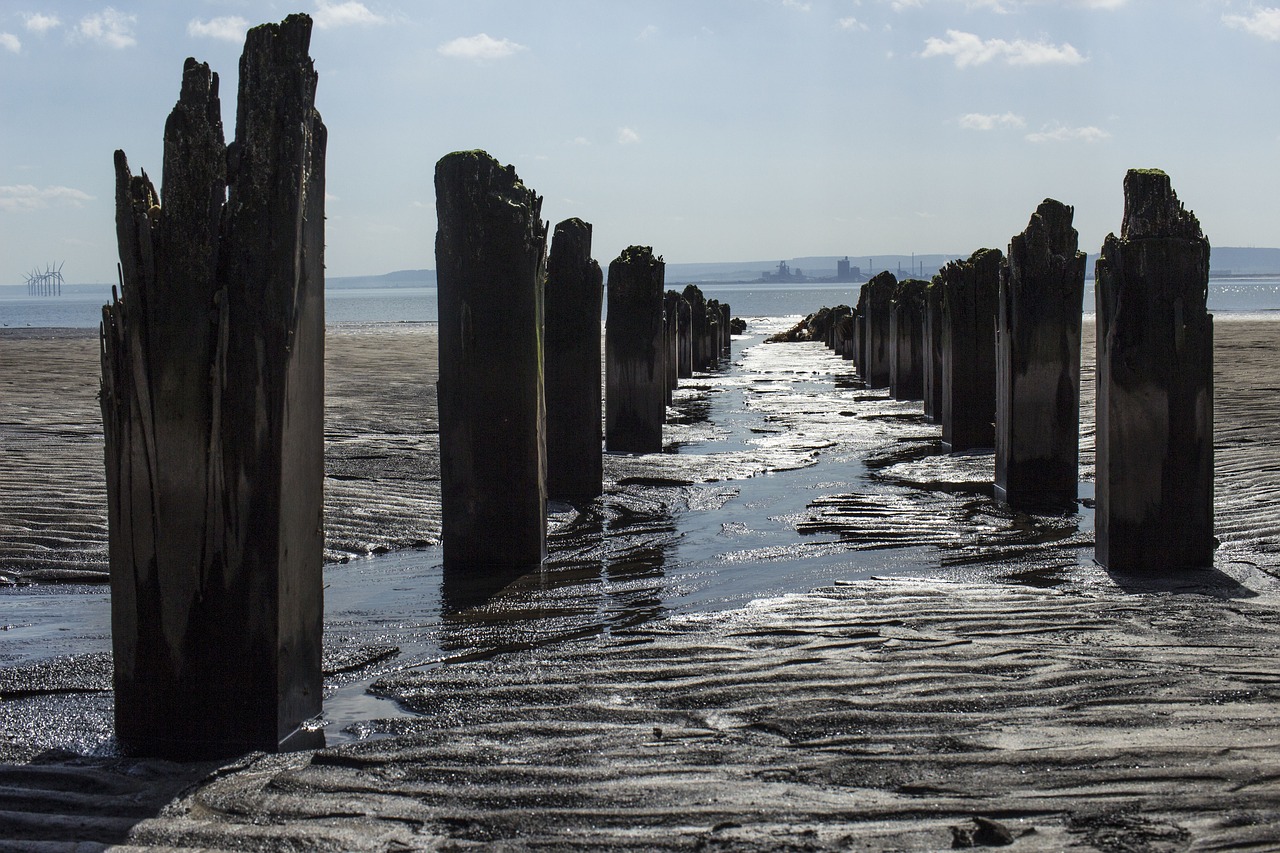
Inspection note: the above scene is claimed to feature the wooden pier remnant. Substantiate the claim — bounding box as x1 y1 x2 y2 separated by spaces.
995 199 1087 509
100 15 326 759
859 272 896 389
436 150 548 573
682 285 709 372
923 279 945 423
677 295 693 379
719 302 732 357
889 279 927 401
939 249 1002 451
545 218 604 502
663 290 681 406
607 246 667 452
1095 169 1214 571
706 298 723 368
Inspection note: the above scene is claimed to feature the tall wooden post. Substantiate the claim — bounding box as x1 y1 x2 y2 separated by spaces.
923 279 945 423
436 151 548 572
683 285 708 371
676 296 693 379
719 302 732 357
101 15 326 759
606 246 666 452
995 199 1086 509
663 290 681 405
1095 169 1213 571
940 249 1002 451
706 298 722 368
889 279 926 401
546 218 603 502
860 272 896 388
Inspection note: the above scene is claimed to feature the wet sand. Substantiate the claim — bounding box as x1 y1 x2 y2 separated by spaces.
2 317 1280 849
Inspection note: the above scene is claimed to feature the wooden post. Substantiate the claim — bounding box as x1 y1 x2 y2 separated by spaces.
706 299 722 368
1095 169 1213 571
100 15 326 759
720 302 732 357
663 290 680 406
545 218 603 503
940 249 1002 451
676 296 693 379
860 272 896 388
606 246 666 452
923 279 945 423
889 279 926 401
682 284 708 372
436 150 548 572
995 199 1086 509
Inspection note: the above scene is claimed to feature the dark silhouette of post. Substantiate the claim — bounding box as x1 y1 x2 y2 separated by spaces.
940 249 1002 451
436 151 548 574
545 218 604 502
889 279 926 401
663 290 680 406
682 284 709 372
720 302 732 357
859 272 896 388
607 246 666 452
996 199 1086 510
676 296 693 379
923 279 944 423
101 15 326 759
1095 169 1214 571
706 298 723 368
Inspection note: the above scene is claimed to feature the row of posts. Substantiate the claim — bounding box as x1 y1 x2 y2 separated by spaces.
99 14 735 757
95 15 1211 761
821 171 1213 576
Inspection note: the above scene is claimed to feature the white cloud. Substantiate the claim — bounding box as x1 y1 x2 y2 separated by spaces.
959 111 1025 130
891 0 923 9
839 17 869 30
438 33 527 60
314 0 386 29
0 33 19 53
187 16 249 42
617 127 641 145
23 13 61 34
75 8 136 49
1025 124 1110 143
922 29 1084 67
638 24 658 40
569 136 591 146
782 0 812 11
0 184 95 212
1224 8 1280 41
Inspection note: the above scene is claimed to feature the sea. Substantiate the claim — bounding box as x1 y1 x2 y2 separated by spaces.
3 277 1280 328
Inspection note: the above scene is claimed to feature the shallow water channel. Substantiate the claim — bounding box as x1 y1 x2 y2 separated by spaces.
0 316 1096 752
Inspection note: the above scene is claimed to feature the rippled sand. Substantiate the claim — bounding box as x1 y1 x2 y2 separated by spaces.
2 317 1280 849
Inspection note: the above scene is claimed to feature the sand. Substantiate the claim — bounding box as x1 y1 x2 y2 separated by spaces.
1 317 1280 850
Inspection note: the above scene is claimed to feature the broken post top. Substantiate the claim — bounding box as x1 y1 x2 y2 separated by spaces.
1026 198 1081 260
892 279 927 308
435 150 545 262
612 244 664 273
234 15 316 135
548 218 597 276
1119 168 1204 242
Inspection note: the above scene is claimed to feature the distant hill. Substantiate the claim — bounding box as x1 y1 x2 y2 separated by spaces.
323 247 1280 289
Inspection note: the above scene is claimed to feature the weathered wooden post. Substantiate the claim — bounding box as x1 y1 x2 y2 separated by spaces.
706 299 722 368
853 308 866 374
101 15 326 759
436 151 548 573
607 246 666 452
676 295 693 379
545 218 604 502
682 284 708 372
889 279 926 401
663 290 680 405
1095 169 1214 571
996 199 1086 509
940 249 1002 451
860 272 896 388
831 306 850 356
720 302 732 357
923 278 945 423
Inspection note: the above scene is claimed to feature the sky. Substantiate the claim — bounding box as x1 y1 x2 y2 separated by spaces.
1 0 1277 282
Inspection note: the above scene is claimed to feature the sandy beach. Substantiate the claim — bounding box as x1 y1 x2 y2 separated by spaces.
2 316 1279 849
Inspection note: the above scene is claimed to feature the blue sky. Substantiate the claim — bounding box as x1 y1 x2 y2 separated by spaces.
1 0 1277 281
